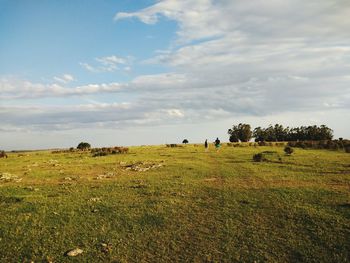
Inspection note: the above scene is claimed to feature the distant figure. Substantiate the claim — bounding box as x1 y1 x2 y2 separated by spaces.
204 139 209 152
215 137 221 151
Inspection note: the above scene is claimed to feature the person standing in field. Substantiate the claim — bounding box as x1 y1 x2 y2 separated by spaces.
215 137 221 151
205 139 209 152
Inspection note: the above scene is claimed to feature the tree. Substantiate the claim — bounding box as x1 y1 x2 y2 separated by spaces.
253 127 266 142
182 139 189 144
77 142 91 150
252 124 333 142
228 123 252 142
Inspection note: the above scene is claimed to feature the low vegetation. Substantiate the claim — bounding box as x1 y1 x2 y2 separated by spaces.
284 145 294 155
0 144 349 262
91 147 129 157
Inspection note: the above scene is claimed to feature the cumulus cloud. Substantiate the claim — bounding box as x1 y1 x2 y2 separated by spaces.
2 0 350 139
115 0 350 117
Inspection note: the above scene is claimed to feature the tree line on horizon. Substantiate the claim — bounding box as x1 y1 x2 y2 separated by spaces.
228 123 334 143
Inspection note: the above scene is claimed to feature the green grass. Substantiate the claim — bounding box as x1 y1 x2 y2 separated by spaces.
0 145 349 262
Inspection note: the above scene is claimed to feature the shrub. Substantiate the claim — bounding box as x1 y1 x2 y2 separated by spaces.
166 144 178 148
253 151 282 163
182 139 189 144
0 150 8 158
77 142 91 150
253 153 265 162
345 146 350 153
91 146 129 157
258 141 267 146
284 146 294 155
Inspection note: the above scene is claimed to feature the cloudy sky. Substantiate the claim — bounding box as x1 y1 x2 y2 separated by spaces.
1 0 350 150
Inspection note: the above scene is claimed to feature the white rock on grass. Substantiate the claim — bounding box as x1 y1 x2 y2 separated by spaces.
88 197 101 202
66 248 83 257
0 172 22 182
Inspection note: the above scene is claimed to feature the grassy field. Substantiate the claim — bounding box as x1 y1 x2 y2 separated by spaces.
0 144 349 262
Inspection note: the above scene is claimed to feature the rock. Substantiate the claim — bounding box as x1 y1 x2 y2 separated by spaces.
122 162 164 172
24 186 39 191
95 172 116 180
0 172 22 182
100 242 112 253
66 248 83 257
88 197 101 202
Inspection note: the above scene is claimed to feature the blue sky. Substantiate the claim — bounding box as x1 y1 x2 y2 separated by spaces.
0 0 174 84
1 0 350 150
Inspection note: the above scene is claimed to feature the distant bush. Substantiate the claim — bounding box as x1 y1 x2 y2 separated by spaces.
258 141 267 146
287 139 350 152
0 150 8 158
345 145 350 153
253 151 282 163
253 153 265 162
91 146 129 157
284 146 294 155
182 139 189 144
77 142 91 150
166 144 178 148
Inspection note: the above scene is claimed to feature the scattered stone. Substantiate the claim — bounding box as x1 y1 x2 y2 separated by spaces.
171 192 186 197
53 212 59 215
100 242 112 254
204 178 218 182
91 209 99 213
0 172 22 182
129 180 148 189
88 197 101 202
31 162 39 167
63 176 79 181
24 186 39 191
23 170 31 176
66 248 83 257
47 159 61 167
122 162 164 172
95 172 116 180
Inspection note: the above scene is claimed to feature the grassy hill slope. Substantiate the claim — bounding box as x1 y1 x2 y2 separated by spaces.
0 144 349 262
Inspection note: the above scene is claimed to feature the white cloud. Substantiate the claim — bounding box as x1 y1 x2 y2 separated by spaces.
166 109 184 118
80 55 130 73
96 55 126 65
53 74 75 84
79 62 97 72
114 0 350 117
0 77 124 99
2 0 350 145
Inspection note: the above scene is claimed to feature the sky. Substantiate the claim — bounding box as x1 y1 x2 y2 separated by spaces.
1 0 350 150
